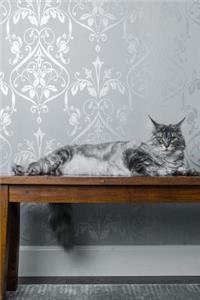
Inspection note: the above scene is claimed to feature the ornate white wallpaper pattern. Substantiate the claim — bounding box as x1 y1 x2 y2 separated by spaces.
1 0 200 245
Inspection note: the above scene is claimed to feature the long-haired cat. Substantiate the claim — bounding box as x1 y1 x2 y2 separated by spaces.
12 116 191 250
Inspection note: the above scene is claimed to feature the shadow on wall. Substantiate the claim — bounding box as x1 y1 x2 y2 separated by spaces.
20 203 200 246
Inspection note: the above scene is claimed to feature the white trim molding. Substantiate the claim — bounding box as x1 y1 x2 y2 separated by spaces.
19 245 200 277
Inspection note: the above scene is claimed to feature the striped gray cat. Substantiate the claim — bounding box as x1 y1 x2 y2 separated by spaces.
12 116 196 249
12 116 187 177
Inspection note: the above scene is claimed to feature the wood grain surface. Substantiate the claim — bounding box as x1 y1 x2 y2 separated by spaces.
1 176 200 186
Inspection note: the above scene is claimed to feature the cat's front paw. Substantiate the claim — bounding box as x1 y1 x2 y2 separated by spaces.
172 167 187 176
157 169 168 176
172 170 184 176
173 168 200 176
186 169 200 176
50 168 63 176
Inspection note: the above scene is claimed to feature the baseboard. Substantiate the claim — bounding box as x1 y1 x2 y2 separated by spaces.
19 245 200 277
19 276 200 284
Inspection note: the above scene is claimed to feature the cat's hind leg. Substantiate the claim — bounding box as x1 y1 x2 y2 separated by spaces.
12 164 25 175
26 157 62 175
26 161 43 175
123 148 157 176
123 148 151 176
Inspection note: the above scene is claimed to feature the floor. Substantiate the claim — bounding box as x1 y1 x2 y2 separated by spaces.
6 284 200 300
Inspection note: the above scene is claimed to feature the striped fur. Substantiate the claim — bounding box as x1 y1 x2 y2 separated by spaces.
12 116 197 250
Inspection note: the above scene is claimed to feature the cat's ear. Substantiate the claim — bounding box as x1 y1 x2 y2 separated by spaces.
175 117 185 127
148 115 160 128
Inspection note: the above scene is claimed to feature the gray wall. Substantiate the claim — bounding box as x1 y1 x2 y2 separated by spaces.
1 0 200 246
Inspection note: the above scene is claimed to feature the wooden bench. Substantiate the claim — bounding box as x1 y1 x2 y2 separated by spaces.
1 175 200 300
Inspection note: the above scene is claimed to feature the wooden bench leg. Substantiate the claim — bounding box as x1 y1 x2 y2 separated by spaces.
0 185 9 300
7 203 20 291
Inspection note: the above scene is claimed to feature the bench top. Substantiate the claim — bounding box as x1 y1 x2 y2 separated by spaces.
1 176 200 185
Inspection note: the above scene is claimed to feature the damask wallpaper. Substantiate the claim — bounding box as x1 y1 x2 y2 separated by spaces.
1 0 200 246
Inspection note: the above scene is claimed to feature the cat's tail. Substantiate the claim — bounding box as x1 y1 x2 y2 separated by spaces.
12 163 26 175
48 204 75 251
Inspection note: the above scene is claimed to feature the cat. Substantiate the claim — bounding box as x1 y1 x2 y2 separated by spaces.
12 116 187 177
12 116 197 250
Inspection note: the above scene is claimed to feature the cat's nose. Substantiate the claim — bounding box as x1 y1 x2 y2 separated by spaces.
163 139 170 148
164 143 170 150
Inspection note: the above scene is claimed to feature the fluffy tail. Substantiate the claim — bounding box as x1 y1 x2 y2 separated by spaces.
48 204 75 251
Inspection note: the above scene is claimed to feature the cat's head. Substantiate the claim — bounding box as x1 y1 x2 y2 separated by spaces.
149 115 186 151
